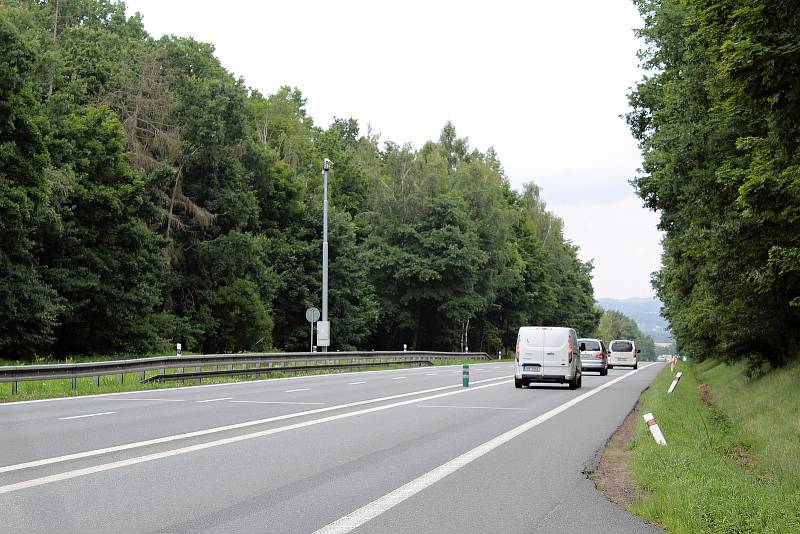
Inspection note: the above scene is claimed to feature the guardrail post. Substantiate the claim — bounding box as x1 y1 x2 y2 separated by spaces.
140 371 145 381
94 375 100 387
117 373 124 384
71 377 77 391
12 381 18 395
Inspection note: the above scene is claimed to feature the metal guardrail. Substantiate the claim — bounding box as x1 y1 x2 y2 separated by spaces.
142 359 436 383
0 351 490 394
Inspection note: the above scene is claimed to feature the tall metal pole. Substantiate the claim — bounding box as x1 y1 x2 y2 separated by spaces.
321 158 331 352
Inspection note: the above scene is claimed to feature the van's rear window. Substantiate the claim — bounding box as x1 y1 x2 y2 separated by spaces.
611 341 633 352
580 340 601 351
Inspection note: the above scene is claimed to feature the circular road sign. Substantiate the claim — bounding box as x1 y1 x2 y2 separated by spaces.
305 307 321 323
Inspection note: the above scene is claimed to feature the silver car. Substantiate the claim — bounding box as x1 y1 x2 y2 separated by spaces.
578 338 608 376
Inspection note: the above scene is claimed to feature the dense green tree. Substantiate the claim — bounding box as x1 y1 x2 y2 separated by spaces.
0 0 602 360
205 278 273 354
628 0 800 366
38 106 169 354
0 10 62 356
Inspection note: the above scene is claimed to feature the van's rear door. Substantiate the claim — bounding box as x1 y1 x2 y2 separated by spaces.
543 328 570 371
519 328 545 374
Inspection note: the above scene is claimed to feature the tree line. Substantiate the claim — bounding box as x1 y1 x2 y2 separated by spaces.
594 309 656 361
627 0 800 367
0 0 599 361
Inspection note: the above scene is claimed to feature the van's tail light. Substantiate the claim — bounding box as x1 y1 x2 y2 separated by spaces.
515 340 520 363
568 346 573 364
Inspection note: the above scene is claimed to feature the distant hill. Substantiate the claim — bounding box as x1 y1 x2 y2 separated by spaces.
596 298 673 342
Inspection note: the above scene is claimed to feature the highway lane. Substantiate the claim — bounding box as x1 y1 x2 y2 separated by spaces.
0 363 510 467
0 362 664 533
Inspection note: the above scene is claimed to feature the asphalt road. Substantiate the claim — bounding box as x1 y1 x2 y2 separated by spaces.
0 362 664 533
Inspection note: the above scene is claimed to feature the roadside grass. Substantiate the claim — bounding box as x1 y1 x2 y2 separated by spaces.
628 360 800 533
0 358 498 403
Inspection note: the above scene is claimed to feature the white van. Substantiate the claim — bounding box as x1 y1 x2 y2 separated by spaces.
514 326 582 389
608 339 639 369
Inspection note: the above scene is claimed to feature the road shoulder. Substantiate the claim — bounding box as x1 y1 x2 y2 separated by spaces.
591 397 643 507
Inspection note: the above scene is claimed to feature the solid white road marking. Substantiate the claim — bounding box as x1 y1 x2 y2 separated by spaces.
348 382 366 385
417 405 527 411
0 375 511 475
195 397 232 404
58 412 116 421
313 363 657 534
229 400 325 406
0 379 512 494
285 388 310 393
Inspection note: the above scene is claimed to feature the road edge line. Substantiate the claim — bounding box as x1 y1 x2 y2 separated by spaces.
313 363 657 534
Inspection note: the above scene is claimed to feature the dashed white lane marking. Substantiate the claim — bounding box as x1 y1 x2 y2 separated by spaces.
102 398 185 402
58 412 116 420
312 363 657 534
391 377 406 380
0 379 512 494
348 382 366 385
196 397 232 404
285 388 311 393
425 373 437 376
0 375 510 476
417 405 527 411
229 400 324 406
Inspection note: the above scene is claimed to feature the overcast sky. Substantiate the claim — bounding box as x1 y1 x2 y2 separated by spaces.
124 0 662 299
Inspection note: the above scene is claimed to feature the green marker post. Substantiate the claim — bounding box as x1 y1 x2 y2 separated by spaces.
462 364 469 387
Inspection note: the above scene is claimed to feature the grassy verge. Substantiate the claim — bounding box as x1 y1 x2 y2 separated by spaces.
0 358 497 403
628 360 800 533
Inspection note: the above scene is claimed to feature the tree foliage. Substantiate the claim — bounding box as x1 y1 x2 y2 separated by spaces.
594 309 656 361
628 0 800 367
0 0 600 359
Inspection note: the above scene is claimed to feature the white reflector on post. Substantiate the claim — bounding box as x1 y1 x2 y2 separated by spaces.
643 412 667 446
667 371 683 394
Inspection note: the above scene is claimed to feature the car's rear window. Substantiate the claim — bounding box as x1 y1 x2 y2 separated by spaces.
580 340 601 351
611 341 633 352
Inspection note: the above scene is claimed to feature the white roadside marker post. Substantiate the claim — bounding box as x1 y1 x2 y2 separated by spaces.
643 412 667 446
667 371 683 394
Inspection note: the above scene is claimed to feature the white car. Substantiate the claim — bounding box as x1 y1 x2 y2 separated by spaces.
515 326 582 389
608 339 639 369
